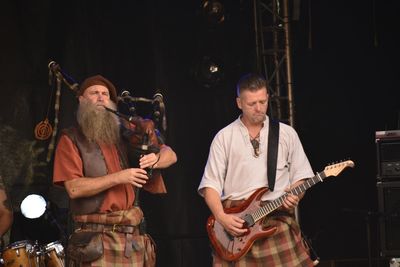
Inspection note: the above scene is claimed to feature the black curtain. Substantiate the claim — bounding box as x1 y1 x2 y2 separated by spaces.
1 0 400 266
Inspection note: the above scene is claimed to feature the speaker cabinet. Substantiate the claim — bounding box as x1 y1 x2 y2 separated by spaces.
376 130 400 180
377 181 400 256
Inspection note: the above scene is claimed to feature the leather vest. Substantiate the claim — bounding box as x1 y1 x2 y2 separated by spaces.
63 127 128 215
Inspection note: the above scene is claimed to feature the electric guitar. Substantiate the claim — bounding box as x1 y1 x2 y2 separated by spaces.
206 160 355 261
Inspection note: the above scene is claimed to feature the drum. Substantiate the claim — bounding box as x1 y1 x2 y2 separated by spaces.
42 241 65 267
1 240 39 267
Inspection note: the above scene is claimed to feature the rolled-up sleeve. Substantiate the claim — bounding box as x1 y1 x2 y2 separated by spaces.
198 133 227 197
53 134 84 186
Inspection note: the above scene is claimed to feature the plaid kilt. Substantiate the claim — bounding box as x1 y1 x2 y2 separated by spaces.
71 207 156 267
80 232 155 267
212 215 314 267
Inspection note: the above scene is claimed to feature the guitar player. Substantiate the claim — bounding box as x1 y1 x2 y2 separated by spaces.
198 73 315 266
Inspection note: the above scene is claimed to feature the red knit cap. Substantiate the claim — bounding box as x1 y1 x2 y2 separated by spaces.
78 75 118 103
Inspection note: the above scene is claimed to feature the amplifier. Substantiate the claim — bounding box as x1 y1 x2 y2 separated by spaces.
377 181 400 257
381 161 400 177
376 130 400 179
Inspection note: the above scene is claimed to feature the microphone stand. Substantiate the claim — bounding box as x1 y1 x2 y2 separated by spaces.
365 211 374 267
341 208 379 267
44 207 68 247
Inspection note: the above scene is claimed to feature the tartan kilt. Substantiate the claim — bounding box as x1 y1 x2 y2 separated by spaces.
80 232 155 267
212 215 315 267
71 207 156 267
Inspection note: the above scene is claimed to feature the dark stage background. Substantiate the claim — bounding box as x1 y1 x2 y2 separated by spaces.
0 0 399 266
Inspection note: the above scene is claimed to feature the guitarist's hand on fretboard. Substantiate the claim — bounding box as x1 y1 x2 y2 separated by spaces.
217 213 247 237
281 192 300 210
281 179 307 210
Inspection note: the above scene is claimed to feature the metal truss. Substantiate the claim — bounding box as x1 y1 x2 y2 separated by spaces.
253 0 303 223
253 0 295 127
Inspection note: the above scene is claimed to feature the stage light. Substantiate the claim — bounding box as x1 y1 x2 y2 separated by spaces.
202 0 225 25
194 56 224 88
20 194 47 219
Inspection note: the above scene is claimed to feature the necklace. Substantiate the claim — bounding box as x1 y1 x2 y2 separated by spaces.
250 132 260 158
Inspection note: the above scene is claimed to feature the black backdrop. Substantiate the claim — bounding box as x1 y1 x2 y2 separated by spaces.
0 0 399 266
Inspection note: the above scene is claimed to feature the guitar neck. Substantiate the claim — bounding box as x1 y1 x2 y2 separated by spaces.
251 171 326 222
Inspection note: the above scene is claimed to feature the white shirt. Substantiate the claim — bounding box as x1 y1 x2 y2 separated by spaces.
198 116 314 201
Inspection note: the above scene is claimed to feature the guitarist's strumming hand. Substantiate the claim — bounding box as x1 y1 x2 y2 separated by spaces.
216 213 247 237
203 187 248 237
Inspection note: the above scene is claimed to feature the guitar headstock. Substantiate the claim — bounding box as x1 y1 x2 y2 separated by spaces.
323 160 355 177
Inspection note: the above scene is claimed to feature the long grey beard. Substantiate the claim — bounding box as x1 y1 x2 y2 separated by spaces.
77 101 120 145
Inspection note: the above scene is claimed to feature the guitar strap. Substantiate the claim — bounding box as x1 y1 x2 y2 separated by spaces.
267 118 280 191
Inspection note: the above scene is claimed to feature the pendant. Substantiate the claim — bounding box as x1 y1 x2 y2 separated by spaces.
34 118 53 140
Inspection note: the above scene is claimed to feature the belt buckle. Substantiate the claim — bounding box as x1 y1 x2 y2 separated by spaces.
112 224 117 232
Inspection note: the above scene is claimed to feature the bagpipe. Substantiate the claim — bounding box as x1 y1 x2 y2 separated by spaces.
41 61 168 194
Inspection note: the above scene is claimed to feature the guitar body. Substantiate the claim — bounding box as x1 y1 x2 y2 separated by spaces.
206 160 355 262
206 187 278 261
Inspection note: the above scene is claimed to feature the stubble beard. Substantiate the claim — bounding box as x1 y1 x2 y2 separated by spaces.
77 100 120 145
249 113 266 125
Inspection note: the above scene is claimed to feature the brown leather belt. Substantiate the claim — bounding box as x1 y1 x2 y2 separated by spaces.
79 223 139 235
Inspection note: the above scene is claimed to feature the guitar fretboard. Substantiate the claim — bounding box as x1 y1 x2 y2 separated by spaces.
250 171 327 222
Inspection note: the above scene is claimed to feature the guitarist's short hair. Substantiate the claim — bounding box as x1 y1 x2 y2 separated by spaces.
236 73 268 97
